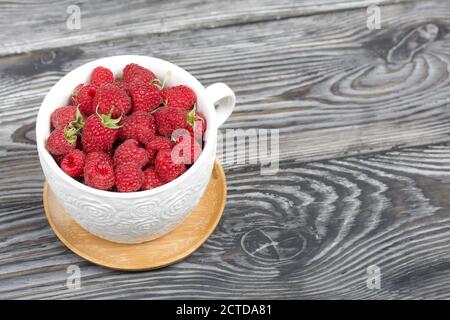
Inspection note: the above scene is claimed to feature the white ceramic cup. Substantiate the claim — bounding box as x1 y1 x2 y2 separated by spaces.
36 55 235 243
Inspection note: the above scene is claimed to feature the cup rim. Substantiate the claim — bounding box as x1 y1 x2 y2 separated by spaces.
36 55 217 199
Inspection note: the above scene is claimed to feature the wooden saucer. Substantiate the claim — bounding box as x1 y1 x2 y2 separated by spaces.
43 161 226 271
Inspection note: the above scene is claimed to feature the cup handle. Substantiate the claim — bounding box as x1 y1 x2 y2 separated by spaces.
205 83 236 128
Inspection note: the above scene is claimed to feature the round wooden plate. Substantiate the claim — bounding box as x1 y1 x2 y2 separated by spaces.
43 161 226 271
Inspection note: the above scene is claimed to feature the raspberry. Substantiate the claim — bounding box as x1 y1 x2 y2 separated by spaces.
161 85 196 111
144 136 173 163
82 112 121 153
93 84 132 118
141 167 164 190
51 105 76 129
155 149 186 183
90 66 114 87
54 154 64 165
119 111 155 145
72 84 96 116
115 163 144 192
173 134 202 164
51 106 84 134
113 139 149 168
187 112 206 142
113 79 130 94
153 107 188 137
61 149 85 178
123 63 157 84
84 152 115 190
154 105 199 138
46 126 78 156
128 81 162 113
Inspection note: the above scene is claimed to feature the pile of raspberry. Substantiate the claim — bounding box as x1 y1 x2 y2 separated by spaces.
46 64 205 192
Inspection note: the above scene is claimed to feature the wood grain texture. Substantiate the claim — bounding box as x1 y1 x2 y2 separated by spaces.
0 0 410 56
1 143 450 299
1 0 450 299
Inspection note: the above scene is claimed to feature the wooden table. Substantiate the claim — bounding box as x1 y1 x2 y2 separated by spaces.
1 0 450 299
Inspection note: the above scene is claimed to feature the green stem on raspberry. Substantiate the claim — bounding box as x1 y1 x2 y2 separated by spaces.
69 107 85 132
150 78 162 89
186 104 197 128
96 105 122 129
64 126 78 145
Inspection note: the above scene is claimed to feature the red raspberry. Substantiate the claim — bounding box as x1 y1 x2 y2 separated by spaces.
51 105 77 129
54 154 64 165
93 84 131 118
173 134 202 164
82 112 121 154
153 107 187 137
141 167 164 190
155 149 186 183
115 163 144 192
61 149 85 178
128 81 162 113
123 63 157 84
144 136 172 163
72 84 96 116
113 79 130 94
154 106 199 138
113 139 149 168
161 85 196 110
187 112 206 142
46 126 78 156
84 152 115 190
90 66 114 87
119 111 155 145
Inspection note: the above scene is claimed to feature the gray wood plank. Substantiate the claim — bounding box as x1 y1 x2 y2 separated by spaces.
1 142 450 299
0 0 410 56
